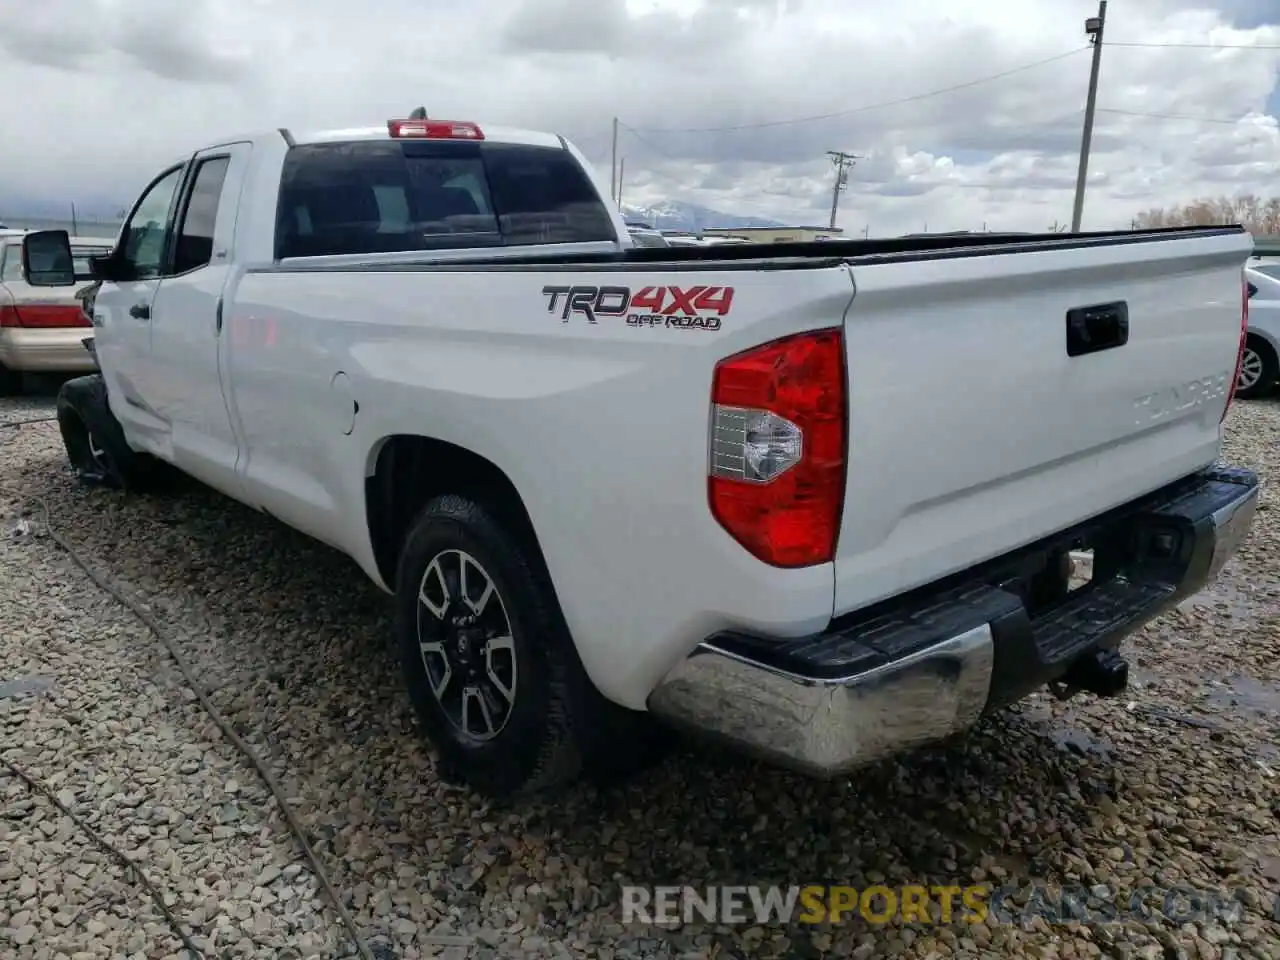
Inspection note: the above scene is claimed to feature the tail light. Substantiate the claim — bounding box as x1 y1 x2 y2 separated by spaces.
1223 272 1251 421
0 303 88 328
708 329 847 567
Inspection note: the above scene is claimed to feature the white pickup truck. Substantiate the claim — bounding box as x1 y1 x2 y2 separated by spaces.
19 115 1260 799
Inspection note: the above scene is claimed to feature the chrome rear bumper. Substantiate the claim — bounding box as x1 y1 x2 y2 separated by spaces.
0 327 97 372
648 465 1259 777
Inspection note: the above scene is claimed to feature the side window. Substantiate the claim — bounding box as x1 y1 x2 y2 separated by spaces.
120 167 184 280
173 156 231 274
0 245 21 282
482 144 615 246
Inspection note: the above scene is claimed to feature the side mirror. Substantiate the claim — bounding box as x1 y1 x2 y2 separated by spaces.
21 230 75 286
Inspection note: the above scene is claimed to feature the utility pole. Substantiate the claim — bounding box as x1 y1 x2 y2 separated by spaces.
1071 0 1107 233
826 151 861 230
616 157 626 207
610 117 619 208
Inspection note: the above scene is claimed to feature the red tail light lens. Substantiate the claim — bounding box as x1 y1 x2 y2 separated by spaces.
708 328 847 567
387 119 484 140
1223 272 1249 421
0 303 87 328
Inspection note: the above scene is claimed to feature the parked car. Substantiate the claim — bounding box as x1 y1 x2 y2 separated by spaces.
626 225 669 248
1239 263 1280 399
0 230 113 393
663 235 707 247
20 115 1258 799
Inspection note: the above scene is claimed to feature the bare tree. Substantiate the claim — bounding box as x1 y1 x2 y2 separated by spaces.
1134 195 1280 234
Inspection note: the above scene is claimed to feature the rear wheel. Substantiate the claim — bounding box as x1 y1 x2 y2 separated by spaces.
394 494 672 798
1235 335 1279 400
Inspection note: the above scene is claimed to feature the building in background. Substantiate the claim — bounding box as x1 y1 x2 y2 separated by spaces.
701 225 844 244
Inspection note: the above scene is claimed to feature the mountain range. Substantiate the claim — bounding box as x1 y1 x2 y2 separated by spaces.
620 200 787 232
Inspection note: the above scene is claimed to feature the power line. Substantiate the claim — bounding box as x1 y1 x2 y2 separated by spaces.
621 107 1086 173
610 38 1276 140
1106 40 1280 50
616 120 678 159
626 47 1090 134
1097 107 1277 125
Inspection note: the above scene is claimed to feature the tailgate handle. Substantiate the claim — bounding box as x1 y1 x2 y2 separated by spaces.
1066 301 1128 357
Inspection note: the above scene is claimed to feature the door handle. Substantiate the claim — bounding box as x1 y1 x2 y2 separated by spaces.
1066 301 1128 357
130 303 151 321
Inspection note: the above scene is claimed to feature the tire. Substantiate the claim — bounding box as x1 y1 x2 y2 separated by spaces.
1235 334 1279 400
0 363 22 397
394 494 672 799
56 375 166 491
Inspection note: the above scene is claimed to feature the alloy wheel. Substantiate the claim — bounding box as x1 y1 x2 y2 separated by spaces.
415 549 517 741
1238 346 1264 391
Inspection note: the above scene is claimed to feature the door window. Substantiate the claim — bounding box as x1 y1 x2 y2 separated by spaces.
0 244 21 282
173 157 231 274
119 166 184 280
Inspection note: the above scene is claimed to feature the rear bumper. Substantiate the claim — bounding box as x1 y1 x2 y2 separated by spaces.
647 464 1259 776
0 327 97 372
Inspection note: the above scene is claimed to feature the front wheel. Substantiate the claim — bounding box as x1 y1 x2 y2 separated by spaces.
56 374 172 491
1235 335 1279 400
394 494 671 798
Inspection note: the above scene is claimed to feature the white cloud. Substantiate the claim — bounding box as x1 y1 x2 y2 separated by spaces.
0 0 1276 235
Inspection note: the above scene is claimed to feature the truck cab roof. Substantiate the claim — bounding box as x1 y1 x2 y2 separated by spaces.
181 120 570 157
291 122 564 150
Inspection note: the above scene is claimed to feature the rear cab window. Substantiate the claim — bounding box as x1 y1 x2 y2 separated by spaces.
274 139 617 259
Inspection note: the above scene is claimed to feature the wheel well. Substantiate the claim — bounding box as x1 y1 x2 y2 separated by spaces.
1246 330 1278 360
365 435 543 588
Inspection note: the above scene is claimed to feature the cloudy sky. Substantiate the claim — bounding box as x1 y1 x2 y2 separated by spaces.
0 0 1277 235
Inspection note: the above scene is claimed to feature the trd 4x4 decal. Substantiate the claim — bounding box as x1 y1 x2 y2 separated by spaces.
541 284 734 330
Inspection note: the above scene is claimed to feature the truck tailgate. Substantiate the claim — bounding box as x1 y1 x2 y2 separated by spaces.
832 229 1251 617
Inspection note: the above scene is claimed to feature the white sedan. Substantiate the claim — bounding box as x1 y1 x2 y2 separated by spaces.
0 231 112 394
1241 261 1280 399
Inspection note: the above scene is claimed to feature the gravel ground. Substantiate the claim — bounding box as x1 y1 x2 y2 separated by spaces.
2 384 1279 960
